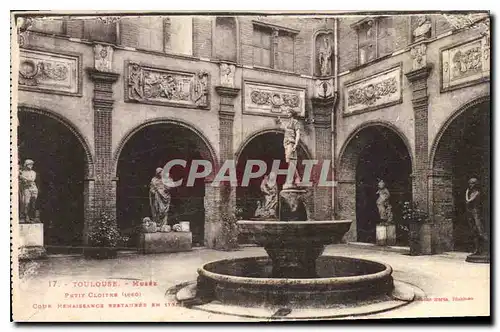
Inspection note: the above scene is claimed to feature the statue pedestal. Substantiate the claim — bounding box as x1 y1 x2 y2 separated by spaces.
466 239 490 264
139 231 192 254
376 224 396 246
19 223 46 260
279 188 309 221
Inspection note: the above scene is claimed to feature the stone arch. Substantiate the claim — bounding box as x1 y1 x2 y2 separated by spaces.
337 121 414 181
113 117 219 246
112 118 218 177
337 121 413 244
212 16 240 63
17 105 94 247
17 105 95 178
429 94 490 171
429 95 490 252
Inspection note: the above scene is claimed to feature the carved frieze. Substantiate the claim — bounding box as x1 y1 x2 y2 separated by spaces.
343 65 402 116
94 44 113 72
125 62 210 109
441 37 490 92
19 48 81 96
244 81 306 117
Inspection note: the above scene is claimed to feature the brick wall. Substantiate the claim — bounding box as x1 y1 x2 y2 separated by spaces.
193 17 212 58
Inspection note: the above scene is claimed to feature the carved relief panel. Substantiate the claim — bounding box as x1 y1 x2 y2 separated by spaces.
125 62 210 109
243 81 306 117
441 37 490 92
343 64 402 116
18 48 82 96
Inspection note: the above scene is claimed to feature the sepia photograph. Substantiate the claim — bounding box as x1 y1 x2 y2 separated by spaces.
10 10 491 322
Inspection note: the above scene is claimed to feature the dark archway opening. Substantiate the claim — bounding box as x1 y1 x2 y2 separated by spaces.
434 102 490 252
117 123 213 247
18 111 86 247
236 132 308 229
354 126 412 245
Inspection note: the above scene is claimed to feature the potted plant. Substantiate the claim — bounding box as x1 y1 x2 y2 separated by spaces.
84 212 124 259
402 201 431 256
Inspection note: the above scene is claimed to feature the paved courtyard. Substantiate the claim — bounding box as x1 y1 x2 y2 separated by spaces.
14 244 490 322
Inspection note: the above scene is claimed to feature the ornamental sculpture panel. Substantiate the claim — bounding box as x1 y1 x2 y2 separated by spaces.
244 81 306 117
441 37 490 92
343 65 402 116
19 49 81 96
126 62 209 109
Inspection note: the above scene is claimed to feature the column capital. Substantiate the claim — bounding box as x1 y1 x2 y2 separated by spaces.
405 64 433 84
86 68 120 83
215 86 240 98
311 92 338 109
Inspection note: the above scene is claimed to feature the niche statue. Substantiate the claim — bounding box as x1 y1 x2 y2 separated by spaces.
376 179 393 224
465 178 489 262
19 159 39 223
149 167 175 228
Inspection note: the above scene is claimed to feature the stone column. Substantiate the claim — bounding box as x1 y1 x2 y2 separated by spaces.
207 63 240 250
311 87 337 221
405 42 433 254
86 44 119 226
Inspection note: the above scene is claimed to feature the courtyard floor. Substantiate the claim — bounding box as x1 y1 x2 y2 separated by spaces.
13 244 490 322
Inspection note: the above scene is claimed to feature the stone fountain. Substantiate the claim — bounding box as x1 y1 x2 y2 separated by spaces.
171 114 416 318
193 187 395 309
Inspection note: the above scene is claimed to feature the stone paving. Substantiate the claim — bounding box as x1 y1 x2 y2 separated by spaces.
13 244 490 322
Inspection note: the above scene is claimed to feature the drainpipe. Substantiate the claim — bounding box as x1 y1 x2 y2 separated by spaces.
332 17 338 218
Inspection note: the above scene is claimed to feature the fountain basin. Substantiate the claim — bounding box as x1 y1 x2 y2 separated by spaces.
238 220 353 278
197 256 394 307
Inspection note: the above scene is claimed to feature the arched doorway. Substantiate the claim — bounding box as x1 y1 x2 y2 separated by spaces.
235 130 310 222
431 98 490 252
338 124 412 245
17 109 90 247
115 121 216 247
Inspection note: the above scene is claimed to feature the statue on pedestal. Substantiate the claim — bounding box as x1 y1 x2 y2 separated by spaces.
282 108 302 189
255 172 278 219
19 159 39 223
376 179 393 224
465 178 489 262
318 35 333 77
149 167 175 228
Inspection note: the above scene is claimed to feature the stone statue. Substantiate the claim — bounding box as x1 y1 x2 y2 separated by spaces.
376 179 393 224
149 167 175 228
413 16 432 41
255 172 278 219
318 35 333 76
282 108 302 189
19 159 39 223
465 178 488 257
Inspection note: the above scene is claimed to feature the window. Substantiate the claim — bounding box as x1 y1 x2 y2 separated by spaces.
252 22 297 71
354 17 394 66
253 25 272 67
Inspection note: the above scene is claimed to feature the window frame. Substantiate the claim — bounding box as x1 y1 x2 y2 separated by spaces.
251 21 298 72
352 16 393 66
